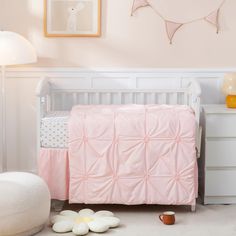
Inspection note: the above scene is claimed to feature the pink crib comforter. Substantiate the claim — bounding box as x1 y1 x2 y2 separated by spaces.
66 105 197 205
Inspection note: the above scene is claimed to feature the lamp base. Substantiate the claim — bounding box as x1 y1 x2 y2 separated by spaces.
226 95 236 108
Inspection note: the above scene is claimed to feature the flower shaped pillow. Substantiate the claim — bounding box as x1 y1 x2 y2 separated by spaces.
51 209 120 235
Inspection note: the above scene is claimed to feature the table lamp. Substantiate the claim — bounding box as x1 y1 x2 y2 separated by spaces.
0 31 37 171
222 73 236 108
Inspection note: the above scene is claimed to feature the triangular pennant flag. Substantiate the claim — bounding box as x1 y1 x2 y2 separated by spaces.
165 21 183 44
204 9 220 33
131 0 150 16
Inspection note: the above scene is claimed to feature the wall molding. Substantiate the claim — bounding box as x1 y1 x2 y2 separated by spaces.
0 67 235 79
0 66 228 104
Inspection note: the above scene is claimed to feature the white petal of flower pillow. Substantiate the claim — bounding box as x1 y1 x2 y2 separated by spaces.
94 210 114 217
78 209 95 217
73 223 89 235
51 208 120 235
100 216 120 228
53 220 74 233
87 219 109 233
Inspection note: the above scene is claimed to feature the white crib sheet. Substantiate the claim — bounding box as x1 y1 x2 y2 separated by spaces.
40 111 69 148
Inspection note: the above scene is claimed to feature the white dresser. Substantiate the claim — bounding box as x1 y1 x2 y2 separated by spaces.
201 105 236 204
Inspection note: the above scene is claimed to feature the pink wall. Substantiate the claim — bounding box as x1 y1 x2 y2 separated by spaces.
1 0 236 68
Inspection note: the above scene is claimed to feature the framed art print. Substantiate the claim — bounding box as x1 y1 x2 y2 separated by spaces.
44 0 101 37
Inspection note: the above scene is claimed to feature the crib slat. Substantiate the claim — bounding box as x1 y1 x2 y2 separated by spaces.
145 92 153 104
184 92 188 105
107 93 111 104
132 93 136 104
128 93 132 103
171 92 178 105
139 93 144 104
84 92 88 104
154 93 158 104
46 95 50 112
149 92 155 104
51 93 55 110
161 93 167 104
117 92 123 104
61 93 66 110
73 93 77 105
95 92 100 105
116 93 121 104
144 93 147 104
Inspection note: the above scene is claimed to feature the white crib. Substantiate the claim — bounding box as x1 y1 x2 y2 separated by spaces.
36 70 202 211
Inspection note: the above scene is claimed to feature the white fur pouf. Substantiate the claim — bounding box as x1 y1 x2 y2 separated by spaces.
0 172 51 236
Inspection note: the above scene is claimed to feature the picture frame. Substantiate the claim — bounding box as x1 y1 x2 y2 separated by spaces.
44 0 101 37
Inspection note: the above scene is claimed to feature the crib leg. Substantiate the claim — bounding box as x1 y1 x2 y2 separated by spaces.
51 200 65 212
191 204 196 212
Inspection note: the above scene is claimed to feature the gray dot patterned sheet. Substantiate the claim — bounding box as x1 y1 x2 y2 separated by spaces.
40 111 70 148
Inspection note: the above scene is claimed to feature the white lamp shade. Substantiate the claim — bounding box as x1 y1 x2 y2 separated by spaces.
0 31 37 66
222 73 236 95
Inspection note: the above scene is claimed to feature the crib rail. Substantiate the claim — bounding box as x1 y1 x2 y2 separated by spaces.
36 77 201 121
51 89 188 108
36 75 201 157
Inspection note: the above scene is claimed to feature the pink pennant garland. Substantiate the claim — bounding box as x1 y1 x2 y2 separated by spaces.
204 9 220 33
131 0 225 43
131 0 150 16
165 21 183 44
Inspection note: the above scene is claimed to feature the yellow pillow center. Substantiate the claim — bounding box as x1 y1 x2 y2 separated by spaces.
75 217 94 224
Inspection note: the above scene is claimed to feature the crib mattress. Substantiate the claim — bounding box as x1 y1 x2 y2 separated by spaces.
40 111 69 148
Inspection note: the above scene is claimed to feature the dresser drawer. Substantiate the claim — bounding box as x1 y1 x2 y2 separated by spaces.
206 114 236 137
206 140 236 167
205 169 236 196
